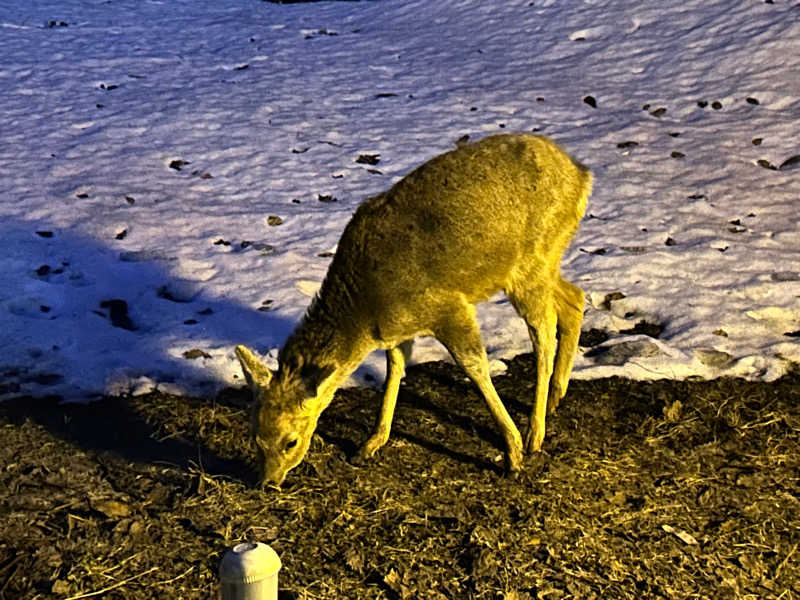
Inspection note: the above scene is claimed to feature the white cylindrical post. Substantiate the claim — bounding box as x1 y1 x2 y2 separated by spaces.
220 542 281 600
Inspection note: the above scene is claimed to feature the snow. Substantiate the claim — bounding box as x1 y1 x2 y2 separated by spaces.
1 0 799 401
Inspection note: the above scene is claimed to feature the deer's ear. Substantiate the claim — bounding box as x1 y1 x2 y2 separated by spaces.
299 363 336 400
235 345 273 390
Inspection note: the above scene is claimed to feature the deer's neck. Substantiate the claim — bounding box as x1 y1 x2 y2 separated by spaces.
279 297 375 412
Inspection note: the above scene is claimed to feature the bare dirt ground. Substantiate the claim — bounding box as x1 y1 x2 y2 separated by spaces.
1 355 798 599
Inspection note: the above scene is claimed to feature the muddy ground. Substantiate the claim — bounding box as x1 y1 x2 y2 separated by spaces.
1 355 798 599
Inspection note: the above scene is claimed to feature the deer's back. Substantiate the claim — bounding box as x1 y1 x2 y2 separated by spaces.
323 134 590 340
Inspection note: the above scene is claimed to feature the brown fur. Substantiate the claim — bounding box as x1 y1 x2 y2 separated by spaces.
237 133 592 485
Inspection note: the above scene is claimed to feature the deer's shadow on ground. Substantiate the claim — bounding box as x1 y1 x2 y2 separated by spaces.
317 357 555 477
1 391 257 484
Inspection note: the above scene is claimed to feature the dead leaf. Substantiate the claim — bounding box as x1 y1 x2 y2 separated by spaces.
92 499 132 519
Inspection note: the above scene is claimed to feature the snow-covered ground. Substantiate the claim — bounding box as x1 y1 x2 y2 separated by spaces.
1 0 799 400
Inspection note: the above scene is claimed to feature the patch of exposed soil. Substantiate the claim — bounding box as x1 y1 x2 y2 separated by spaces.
1 356 798 599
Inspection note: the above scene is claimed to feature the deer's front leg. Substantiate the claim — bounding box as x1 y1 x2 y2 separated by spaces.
357 341 410 460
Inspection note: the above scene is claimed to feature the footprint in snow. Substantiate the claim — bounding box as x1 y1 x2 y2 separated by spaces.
620 320 665 339
584 339 663 366
579 328 610 347
771 271 799 282
99 299 135 331
695 349 734 369
778 155 800 171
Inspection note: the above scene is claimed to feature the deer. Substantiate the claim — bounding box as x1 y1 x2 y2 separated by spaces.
235 133 592 486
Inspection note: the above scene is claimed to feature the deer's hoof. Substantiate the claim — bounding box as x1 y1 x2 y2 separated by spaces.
524 425 545 454
505 443 524 473
354 433 388 465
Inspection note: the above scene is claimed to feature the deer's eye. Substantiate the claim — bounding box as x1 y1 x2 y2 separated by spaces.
285 438 298 451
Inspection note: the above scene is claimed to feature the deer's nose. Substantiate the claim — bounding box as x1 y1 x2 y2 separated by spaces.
260 469 286 488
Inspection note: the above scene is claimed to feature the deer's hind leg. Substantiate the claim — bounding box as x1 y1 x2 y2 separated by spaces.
506 280 558 454
548 277 585 413
432 295 524 472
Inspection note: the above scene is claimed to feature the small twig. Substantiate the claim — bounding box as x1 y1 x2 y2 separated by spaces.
740 415 783 429
775 542 798 579
99 551 144 575
64 566 159 600
50 499 81 512
154 565 194 586
0 555 23 578
68 513 92 524
0 558 22 594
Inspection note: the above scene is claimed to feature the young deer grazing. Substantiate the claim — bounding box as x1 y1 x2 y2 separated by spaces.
236 133 592 486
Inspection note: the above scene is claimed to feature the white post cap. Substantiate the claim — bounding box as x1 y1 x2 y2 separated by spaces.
220 542 281 585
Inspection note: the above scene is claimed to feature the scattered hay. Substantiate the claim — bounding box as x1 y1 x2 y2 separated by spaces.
1 357 798 599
